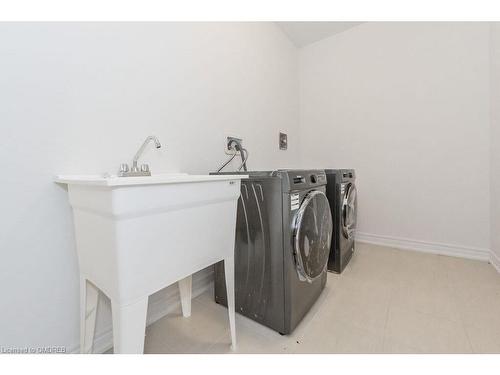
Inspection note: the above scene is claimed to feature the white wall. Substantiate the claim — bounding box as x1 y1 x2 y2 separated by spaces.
0 23 298 351
299 22 491 256
2 21 498 353
490 23 500 269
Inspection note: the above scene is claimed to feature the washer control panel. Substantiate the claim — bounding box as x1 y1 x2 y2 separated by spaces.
283 170 328 190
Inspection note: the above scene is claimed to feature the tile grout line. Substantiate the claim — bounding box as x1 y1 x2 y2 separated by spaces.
382 253 469 353
448 282 475 353
200 327 232 354
433 259 471 353
380 268 396 351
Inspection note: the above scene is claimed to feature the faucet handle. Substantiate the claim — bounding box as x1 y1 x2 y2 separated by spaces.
141 163 150 173
119 163 129 173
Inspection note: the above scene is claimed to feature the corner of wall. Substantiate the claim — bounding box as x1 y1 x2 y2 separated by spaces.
489 22 500 271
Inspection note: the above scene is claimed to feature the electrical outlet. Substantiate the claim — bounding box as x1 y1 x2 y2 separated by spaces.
279 132 288 150
225 136 243 155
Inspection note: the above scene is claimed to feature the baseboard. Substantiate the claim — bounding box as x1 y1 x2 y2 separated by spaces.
70 267 214 354
490 250 500 273
356 232 491 261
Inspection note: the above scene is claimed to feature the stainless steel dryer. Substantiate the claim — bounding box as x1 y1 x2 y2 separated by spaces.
213 170 332 335
325 169 357 273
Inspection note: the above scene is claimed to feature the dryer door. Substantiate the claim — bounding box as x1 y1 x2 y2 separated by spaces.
293 190 333 282
342 183 357 239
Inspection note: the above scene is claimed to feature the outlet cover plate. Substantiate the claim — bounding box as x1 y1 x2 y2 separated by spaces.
279 132 288 150
225 136 243 155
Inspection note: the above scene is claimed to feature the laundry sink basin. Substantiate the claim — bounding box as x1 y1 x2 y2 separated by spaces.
56 172 247 353
55 172 243 186
56 173 247 219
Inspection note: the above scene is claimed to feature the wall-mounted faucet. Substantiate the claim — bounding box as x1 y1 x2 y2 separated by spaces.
118 135 162 177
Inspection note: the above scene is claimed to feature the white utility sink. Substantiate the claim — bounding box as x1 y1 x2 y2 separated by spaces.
55 172 243 186
56 173 247 354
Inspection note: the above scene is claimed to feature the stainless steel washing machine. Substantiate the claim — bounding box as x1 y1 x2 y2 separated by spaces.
213 170 332 334
325 169 357 273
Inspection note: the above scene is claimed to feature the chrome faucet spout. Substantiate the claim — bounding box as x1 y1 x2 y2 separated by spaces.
132 135 162 172
118 135 162 177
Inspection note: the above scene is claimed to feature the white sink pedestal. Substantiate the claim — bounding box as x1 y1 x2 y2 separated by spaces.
56 174 246 354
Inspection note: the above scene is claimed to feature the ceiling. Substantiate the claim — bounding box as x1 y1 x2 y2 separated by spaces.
276 22 363 48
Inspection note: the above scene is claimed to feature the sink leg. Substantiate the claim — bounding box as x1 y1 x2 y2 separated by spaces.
178 275 192 318
80 277 99 354
224 256 237 350
111 297 148 354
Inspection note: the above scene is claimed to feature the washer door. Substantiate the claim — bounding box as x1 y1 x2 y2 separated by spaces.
293 190 333 282
342 183 357 239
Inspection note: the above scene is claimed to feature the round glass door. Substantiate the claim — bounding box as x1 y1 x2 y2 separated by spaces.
342 183 357 238
293 190 333 282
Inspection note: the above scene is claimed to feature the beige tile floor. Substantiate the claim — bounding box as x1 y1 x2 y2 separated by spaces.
140 243 500 354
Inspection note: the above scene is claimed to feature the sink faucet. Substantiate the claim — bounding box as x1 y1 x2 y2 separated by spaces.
118 135 162 177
